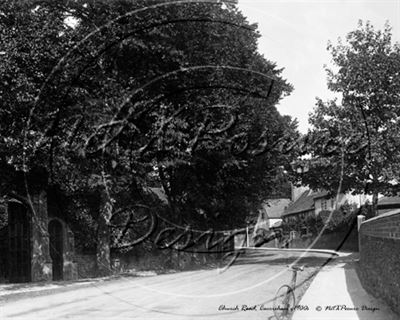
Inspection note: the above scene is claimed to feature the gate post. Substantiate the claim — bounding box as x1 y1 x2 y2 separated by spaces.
357 215 365 253
30 190 53 282
357 215 365 231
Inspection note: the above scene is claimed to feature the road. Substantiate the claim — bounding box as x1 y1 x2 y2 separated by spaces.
1 249 336 320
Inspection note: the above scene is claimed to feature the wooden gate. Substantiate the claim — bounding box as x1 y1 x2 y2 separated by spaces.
8 202 31 283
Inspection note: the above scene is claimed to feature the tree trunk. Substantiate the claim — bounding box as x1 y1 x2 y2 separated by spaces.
372 192 379 217
158 165 182 268
96 191 112 276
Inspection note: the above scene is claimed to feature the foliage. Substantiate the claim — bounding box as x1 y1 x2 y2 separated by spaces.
292 21 400 214
319 201 358 231
0 0 299 272
0 202 7 230
359 201 375 220
1 0 296 216
283 201 359 235
304 215 324 236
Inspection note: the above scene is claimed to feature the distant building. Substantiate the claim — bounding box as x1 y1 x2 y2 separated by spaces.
282 189 370 227
377 196 400 215
313 191 369 216
259 198 291 229
282 189 316 224
252 183 303 241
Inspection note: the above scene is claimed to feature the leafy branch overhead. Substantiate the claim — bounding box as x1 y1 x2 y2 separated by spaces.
0 0 298 258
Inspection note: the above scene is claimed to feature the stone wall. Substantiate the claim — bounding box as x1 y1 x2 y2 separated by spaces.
75 254 97 279
74 250 222 278
358 210 400 315
74 236 235 279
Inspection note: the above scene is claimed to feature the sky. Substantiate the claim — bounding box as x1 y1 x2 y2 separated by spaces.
237 0 400 133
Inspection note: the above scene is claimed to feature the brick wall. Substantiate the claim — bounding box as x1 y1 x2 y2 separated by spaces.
358 210 400 315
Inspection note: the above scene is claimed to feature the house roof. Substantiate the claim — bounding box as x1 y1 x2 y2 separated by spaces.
283 190 330 216
283 190 315 216
378 196 400 207
262 198 291 219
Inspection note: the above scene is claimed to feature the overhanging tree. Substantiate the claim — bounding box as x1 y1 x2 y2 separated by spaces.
0 0 298 274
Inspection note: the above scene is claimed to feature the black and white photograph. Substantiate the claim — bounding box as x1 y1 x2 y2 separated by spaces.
0 0 399 319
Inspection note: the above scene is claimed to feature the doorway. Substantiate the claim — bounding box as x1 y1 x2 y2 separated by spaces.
8 202 31 283
49 219 63 280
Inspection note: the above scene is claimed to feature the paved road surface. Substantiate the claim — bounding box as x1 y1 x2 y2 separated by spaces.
1 249 335 320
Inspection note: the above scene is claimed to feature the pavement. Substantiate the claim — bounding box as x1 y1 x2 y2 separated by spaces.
0 271 159 300
292 253 399 320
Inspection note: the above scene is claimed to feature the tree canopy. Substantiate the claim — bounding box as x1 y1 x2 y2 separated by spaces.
295 21 400 212
0 0 298 266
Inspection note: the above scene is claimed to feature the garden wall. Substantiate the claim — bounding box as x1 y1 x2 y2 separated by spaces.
358 210 400 315
74 238 234 278
75 254 97 279
289 223 359 252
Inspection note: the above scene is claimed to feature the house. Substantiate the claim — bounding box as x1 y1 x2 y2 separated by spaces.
313 191 370 216
251 183 304 246
282 189 370 233
283 189 316 221
252 183 309 234
259 198 291 229
250 184 370 246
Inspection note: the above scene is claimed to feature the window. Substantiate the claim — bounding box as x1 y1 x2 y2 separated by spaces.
321 199 327 211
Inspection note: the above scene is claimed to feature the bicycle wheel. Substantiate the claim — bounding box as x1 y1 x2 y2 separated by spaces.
273 285 295 320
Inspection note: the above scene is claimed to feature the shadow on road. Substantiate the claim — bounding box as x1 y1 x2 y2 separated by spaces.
232 249 359 269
